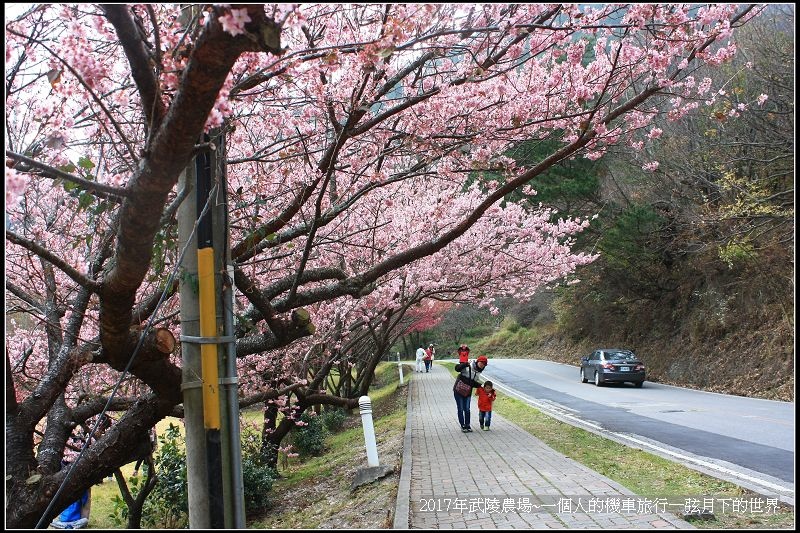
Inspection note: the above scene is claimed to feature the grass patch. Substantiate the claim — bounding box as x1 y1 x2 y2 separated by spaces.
461 323 545 359
439 362 794 529
89 476 128 529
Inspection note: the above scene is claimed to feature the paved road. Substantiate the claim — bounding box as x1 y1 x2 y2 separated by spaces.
479 359 794 502
396 364 694 529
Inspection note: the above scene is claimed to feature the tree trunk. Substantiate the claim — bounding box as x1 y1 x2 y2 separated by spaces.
260 402 280 467
263 416 295 471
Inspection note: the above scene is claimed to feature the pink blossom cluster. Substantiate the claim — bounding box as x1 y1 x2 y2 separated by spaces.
217 7 251 37
5 167 27 208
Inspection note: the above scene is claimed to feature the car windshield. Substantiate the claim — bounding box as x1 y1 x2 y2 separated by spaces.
605 351 636 361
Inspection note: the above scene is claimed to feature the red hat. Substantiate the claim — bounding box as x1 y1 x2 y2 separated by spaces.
477 355 488 364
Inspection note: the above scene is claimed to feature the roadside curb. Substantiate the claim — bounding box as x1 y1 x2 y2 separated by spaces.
393 370 414 529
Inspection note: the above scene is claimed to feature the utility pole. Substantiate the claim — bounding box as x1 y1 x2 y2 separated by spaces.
178 154 211 529
178 129 245 528
175 11 244 527
176 6 210 530
194 137 225 528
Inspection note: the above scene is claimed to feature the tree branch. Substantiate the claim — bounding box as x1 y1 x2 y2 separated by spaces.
130 280 179 326
238 383 305 409
6 281 47 313
6 230 102 293
5 150 128 200
100 6 284 362
101 4 166 140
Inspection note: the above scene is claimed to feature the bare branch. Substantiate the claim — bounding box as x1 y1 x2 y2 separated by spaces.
6 150 128 200
101 4 166 141
6 230 102 293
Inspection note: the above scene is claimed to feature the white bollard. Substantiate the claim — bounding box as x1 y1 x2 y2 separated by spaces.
358 396 380 467
397 352 404 385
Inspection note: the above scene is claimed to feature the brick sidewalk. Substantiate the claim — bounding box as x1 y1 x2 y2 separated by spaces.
396 363 694 529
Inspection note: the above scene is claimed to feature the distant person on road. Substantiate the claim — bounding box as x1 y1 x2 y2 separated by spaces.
452 355 488 432
424 344 435 372
475 380 497 431
415 345 426 373
457 344 470 364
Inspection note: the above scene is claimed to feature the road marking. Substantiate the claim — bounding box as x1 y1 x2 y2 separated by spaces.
484 372 794 502
740 414 795 427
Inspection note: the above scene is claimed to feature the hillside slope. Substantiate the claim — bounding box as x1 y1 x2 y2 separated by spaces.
472 254 794 402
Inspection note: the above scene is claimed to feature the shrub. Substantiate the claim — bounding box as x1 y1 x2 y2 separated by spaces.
109 474 147 527
241 456 277 513
117 421 278 527
292 412 328 457
501 316 520 333
320 408 348 432
718 239 757 269
240 423 277 514
142 423 189 528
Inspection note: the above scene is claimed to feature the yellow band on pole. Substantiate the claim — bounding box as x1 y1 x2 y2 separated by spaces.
197 247 221 429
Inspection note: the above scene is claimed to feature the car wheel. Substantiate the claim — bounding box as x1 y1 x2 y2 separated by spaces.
634 381 644 388
581 369 588 383
594 371 602 386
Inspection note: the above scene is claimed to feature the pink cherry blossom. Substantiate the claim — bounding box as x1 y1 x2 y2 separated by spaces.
218 7 251 37
5 167 27 208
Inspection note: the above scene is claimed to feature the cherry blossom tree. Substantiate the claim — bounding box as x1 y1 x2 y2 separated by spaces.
5 4 760 527
398 301 450 356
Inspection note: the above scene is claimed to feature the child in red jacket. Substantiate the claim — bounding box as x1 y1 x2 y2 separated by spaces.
475 380 497 431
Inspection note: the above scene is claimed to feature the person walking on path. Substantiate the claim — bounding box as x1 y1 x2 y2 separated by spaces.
475 380 497 431
424 344 434 372
452 355 488 432
456 344 470 364
415 345 426 373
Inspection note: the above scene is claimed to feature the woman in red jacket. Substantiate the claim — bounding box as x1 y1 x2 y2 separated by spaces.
424 344 434 372
457 344 470 363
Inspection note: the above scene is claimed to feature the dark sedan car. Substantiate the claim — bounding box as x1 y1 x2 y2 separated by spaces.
580 349 645 388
